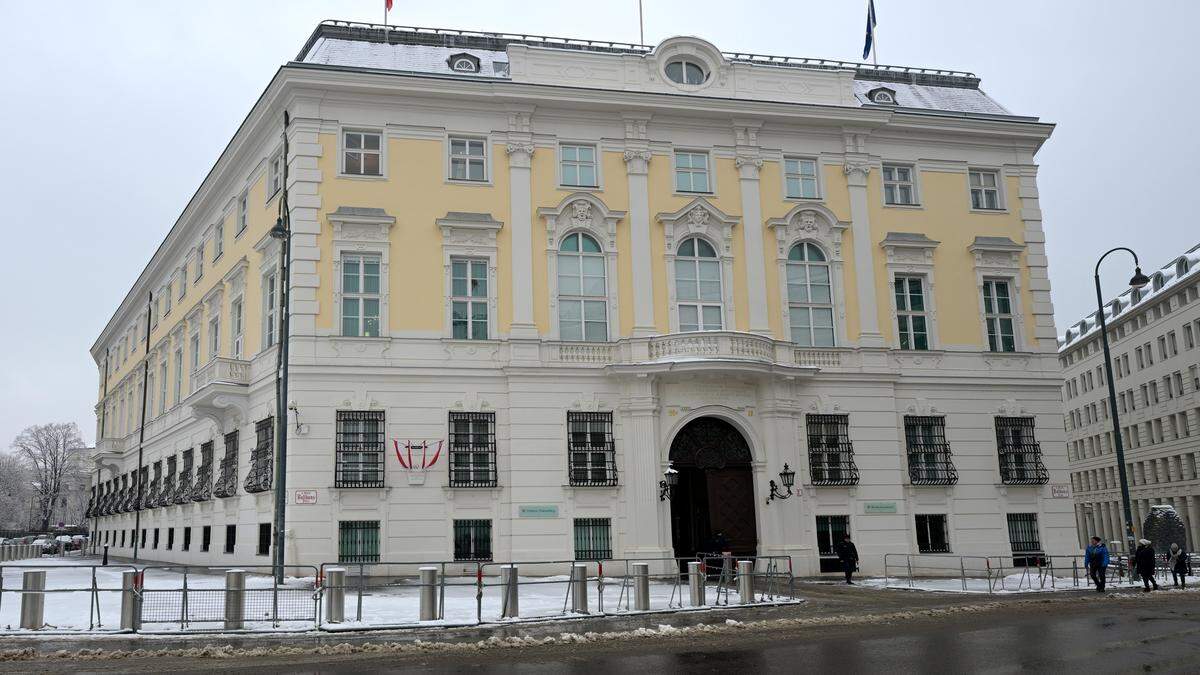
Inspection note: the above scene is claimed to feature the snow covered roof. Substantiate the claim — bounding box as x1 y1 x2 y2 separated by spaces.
303 38 510 78
853 80 1010 115
1058 242 1200 352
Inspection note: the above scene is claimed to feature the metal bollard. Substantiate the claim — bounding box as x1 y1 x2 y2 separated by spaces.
737 560 754 604
20 570 46 630
1 546 8 562
103 545 109 566
120 570 140 630
633 562 650 611
325 567 346 624
419 567 439 621
688 561 706 607
571 564 589 614
224 570 246 630
499 565 519 619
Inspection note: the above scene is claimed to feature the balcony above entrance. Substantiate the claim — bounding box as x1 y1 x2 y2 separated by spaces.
185 356 252 428
593 330 827 377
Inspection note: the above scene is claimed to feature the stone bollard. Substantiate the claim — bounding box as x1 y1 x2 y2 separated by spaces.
633 562 650 611
499 565 519 619
1 546 8 562
737 560 754 604
20 570 46 630
324 567 345 624
224 570 246 630
120 570 140 631
419 566 439 621
103 545 109 567
688 561 705 607
571 564 589 614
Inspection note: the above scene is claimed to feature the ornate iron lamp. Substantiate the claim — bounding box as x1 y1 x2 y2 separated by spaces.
658 465 678 501
767 464 796 504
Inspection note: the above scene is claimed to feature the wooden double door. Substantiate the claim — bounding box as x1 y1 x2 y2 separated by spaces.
668 417 758 559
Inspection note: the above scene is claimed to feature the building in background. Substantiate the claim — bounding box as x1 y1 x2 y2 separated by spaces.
88 21 1072 574
1060 242 1200 553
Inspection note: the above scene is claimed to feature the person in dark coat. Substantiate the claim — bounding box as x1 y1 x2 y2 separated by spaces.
836 535 859 585
1134 538 1160 591
1084 536 1109 592
1169 543 1188 588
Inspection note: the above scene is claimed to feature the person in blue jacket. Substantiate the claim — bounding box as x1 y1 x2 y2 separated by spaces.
1084 536 1109 592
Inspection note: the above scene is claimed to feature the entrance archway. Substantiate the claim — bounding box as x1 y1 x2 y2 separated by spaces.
668 416 758 558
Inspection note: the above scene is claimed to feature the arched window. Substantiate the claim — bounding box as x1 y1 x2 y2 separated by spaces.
665 59 707 85
675 236 723 331
786 242 834 347
558 233 608 341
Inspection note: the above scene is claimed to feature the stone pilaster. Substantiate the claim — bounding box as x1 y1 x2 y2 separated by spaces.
1007 163 1059 353
284 97 325 340
506 107 538 340
734 121 770 334
621 380 669 557
842 131 884 348
623 114 657 337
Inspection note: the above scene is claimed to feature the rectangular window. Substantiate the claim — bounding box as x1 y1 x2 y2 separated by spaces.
904 416 957 485
195 247 204 282
182 527 191 552
172 349 183 403
450 258 489 340
815 515 850 573
269 152 283 196
448 412 497 487
1006 513 1042 565
189 331 201 372
996 417 1048 484
338 520 381 563
343 130 382 176
982 279 1016 352
882 164 917 205
202 525 211 552
140 529 146 548
567 412 617 486
894 276 929 350
784 157 818 199
153 528 160 549
448 136 486 181
263 269 278 348
674 151 710 193
573 518 613 560
915 514 950 553
178 268 187 300
166 528 174 550
257 523 271 556
453 519 492 561
213 222 224 261
336 411 386 488
208 316 220 359
224 524 236 554
807 414 858 485
231 297 244 359
560 144 597 187
237 192 248 235
969 169 1001 210
341 254 382 337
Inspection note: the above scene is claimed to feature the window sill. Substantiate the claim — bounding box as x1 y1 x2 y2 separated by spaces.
883 202 923 210
445 178 494 188
234 227 248 240
563 483 619 489
969 207 1009 215
783 196 824 203
212 252 224 265
673 190 715 198
337 173 387 181
558 183 602 192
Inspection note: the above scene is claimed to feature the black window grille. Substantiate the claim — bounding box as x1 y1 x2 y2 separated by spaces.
806 414 859 486
192 441 213 502
449 412 497 487
1006 513 1042 563
157 456 176 507
257 523 271 556
904 416 958 485
573 518 612 560
214 432 239 499
338 520 381 563
995 417 1049 485
915 514 950 553
815 515 850 573
336 411 386 488
174 449 194 504
245 417 274 494
453 519 492 560
568 412 617 486
142 463 161 510
224 524 236 554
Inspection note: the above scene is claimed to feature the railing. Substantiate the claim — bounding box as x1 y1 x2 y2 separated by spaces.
173 472 193 504
191 465 213 502
120 487 137 512
568 454 618 487
244 450 272 494
96 436 125 454
140 481 160 510
882 553 1088 593
213 458 237 499
0 563 140 633
139 565 319 630
555 342 615 364
998 446 1050 485
808 446 859 486
189 357 251 395
155 476 175 508
907 450 959 486
794 348 842 368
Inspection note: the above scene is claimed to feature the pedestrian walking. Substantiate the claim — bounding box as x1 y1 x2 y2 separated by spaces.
836 534 859 585
1135 539 1160 591
1169 543 1187 588
1084 536 1109 592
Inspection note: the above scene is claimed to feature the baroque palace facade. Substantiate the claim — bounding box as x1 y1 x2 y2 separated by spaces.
1060 242 1200 552
88 21 1073 575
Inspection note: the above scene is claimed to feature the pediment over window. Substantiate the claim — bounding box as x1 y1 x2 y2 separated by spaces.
880 231 940 267
537 192 626 251
766 203 848 259
968 235 1024 270
656 197 739 255
328 206 396 244
437 211 503 249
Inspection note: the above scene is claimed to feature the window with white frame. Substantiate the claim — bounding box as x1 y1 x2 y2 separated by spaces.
982 279 1016 352
665 58 708 85
237 192 248 234
268 152 283 196
231 296 244 359
164 285 173 315
784 158 818 199
195 247 204 281
341 254 381 337
450 258 488 340
449 137 486 181
189 331 201 372
158 358 168 413
786 242 834 347
208 315 220 359
882 164 918 205
213 222 224 261
894 275 930 350
969 169 1001 210
178 268 187 300
172 348 183 403
557 233 608 342
560 144 597 188
675 236 723 331
674 151 710 193
263 269 278 348
343 130 382 176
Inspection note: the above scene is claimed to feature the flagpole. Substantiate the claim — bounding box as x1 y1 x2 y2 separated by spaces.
638 0 644 45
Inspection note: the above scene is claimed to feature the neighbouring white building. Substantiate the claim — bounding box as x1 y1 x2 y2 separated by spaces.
1060 242 1200 553
88 21 1075 575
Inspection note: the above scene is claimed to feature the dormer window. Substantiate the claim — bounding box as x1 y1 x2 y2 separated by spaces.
868 87 897 105
1177 259 1190 277
1131 288 1143 304
1152 273 1164 291
665 58 707 85
447 53 480 73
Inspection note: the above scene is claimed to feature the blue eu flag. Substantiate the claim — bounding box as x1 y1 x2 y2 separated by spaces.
863 0 877 60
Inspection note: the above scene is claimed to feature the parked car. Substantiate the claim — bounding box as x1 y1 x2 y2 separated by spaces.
31 538 58 554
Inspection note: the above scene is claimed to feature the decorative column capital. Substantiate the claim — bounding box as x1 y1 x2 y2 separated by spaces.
736 155 764 180
842 161 871 186
506 141 534 168
623 149 652 175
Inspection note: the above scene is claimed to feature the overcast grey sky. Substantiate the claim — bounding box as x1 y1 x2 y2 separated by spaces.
1 0 1195 447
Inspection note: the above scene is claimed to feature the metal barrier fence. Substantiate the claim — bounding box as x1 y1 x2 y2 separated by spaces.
0 563 139 631
882 554 1087 593
138 565 319 630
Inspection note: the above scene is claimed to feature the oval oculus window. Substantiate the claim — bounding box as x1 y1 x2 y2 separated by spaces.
665 59 708 85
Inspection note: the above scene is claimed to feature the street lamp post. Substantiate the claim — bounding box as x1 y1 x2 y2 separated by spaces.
1092 247 1150 564
269 111 292 585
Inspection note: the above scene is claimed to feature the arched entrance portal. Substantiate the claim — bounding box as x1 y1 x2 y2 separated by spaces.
668 417 758 558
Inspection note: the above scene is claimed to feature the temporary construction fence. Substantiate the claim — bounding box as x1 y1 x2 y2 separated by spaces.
882 554 1088 593
138 565 320 630
0 563 140 631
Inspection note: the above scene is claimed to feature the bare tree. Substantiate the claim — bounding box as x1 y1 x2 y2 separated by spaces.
11 423 86 531
0 451 32 529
